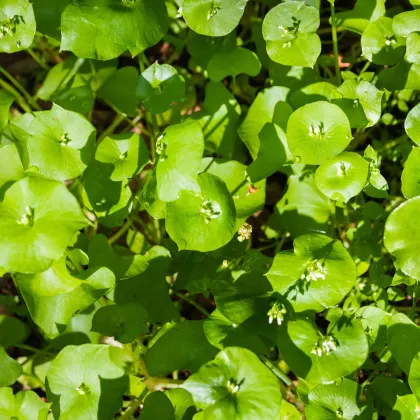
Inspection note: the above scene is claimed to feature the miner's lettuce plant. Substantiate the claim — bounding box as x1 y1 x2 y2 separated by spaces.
0 0 420 418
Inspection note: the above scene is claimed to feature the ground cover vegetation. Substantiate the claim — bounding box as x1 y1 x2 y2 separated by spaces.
0 0 420 418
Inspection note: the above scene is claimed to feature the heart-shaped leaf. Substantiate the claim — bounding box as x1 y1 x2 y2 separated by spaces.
0 387 50 419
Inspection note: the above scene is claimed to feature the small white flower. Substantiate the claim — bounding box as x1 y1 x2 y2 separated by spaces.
238 223 252 242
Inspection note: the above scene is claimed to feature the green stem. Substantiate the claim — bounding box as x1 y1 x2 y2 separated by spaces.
119 387 149 420
67 251 84 273
0 67 41 110
330 3 341 86
0 78 32 113
329 200 337 237
98 114 126 142
108 218 134 245
260 356 293 388
27 48 49 70
171 290 211 317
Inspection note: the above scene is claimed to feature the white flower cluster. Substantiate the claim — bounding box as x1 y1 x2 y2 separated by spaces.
200 200 218 224
311 335 338 357
0 15 22 40
238 223 252 242
267 302 287 326
301 259 327 282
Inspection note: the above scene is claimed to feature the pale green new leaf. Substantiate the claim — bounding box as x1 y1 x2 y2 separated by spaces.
402 147 420 198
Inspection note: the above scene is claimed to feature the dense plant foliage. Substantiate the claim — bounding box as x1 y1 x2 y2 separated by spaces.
1 0 420 418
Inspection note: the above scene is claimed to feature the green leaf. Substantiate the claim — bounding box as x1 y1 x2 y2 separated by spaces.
82 160 133 228
279 400 300 420
238 86 292 159
263 1 321 68
182 0 248 37
16 259 115 338
91 303 148 344
98 67 138 117
139 167 167 219
387 312 420 374
15 104 96 181
267 233 357 312
95 132 149 181
387 395 417 420
269 167 330 237
61 0 169 60
384 197 420 280
0 89 14 132
370 377 410 417
0 315 27 347
193 81 243 159
207 47 261 81
277 315 368 385
315 152 369 202
187 31 236 69
247 123 293 183
402 147 420 199
406 32 420 64
165 388 196 420
113 246 179 324
0 144 24 199
408 352 420 401
405 103 420 146
377 60 420 91
333 0 386 34
286 101 352 165
361 17 405 65
183 347 282 419
32 0 69 39
289 81 340 109
363 145 388 198
0 176 88 273
200 158 266 221
136 62 185 115
46 344 127 419
166 172 236 252
88 234 148 281
141 392 175 420
306 378 373 419
355 306 389 352
392 10 420 38
156 119 204 202
0 387 50 419
145 320 218 376
0 0 36 53
332 80 383 128
0 346 23 386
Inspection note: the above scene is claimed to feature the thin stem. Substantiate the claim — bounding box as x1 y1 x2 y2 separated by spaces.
67 251 84 273
330 3 341 86
98 114 126 143
260 356 293 388
171 290 211 317
329 200 338 238
27 48 49 70
359 60 370 75
108 218 134 245
0 78 32 113
0 67 41 110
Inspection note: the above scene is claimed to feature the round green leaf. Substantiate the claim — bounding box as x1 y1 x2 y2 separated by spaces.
0 0 36 53
166 172 236 252
0 346 22 387
46 344 127 419
0 315 27 347
266 233 357 312
141 392 175 420
263 2 321 68
95 132 149 181
0 143 24 199
408 352 420 401
136 62 185 115
277 315 368 385
406 32 420 64
18 104 96 181
207 47 261 81
16 259 115 338
32 0 69 39
402 147 420 199
182 0 248 37
355 306 389 352
156 119 204 202
384 197 420 280
361 17 405 65
0 388 50 419
145 320 218 376
61 0 169 60
91 303 148 344
306 379 373 419
405 103 420 146
183 347 282 419
200 157 266 221
315 152 369 202
370 378 410 417
0 177 88 273
286 102 352 165
392 10 420 37
289 82 340 110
